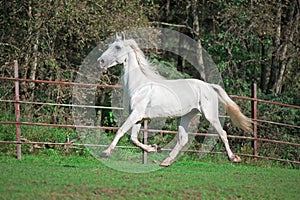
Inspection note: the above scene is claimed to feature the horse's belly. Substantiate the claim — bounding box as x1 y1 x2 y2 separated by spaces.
145 87 199 118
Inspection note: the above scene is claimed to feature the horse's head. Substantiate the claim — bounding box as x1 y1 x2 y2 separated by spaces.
97 32 130 69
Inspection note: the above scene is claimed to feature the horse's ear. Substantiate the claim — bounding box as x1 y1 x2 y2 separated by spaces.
121 32 125 41
114 32 119 40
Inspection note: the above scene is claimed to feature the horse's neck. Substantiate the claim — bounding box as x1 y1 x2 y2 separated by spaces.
123 52 149 95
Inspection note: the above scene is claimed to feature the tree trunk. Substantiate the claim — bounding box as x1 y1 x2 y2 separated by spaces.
260 42 267 92
267 1 282 94
191 0 206 81
267 0 299 94
274 1 299 94
177 28 183 72
30 33 39 100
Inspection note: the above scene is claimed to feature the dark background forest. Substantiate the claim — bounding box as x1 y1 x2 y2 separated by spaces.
0 0 299 163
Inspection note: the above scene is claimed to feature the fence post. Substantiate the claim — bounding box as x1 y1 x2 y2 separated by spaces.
142 120 148 164
252 83 258 162
14 60 22 160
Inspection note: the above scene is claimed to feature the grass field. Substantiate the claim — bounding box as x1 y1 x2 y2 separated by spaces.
0 154 299 200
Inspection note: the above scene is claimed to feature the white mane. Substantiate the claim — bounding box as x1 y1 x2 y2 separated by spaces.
124 39 166 81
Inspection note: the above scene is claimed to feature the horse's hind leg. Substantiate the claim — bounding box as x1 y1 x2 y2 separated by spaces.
130 124 158 152
211 121 241 162
203 106 241 162
160 111 196 167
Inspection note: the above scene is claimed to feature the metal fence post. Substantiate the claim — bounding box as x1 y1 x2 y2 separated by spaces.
14 60 22 160
252 83 258 162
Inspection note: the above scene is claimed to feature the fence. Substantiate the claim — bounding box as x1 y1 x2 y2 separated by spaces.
0 61 299 165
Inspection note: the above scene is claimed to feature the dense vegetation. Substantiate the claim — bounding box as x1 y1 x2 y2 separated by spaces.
0 1 299 164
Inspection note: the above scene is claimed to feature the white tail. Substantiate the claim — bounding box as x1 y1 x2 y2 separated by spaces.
211 84 253 133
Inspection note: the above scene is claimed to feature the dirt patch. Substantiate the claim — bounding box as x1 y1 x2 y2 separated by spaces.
93 187 123 196
169 189 202 200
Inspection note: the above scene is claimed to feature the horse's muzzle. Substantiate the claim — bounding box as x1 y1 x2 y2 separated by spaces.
97 57 107 69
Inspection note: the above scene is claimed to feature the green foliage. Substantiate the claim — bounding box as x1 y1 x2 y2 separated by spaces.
255 93 300 162
150 54 191 79
0 108 81 156
1 0 151 121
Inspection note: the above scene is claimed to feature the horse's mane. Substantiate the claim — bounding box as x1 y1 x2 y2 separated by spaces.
124 39 166 81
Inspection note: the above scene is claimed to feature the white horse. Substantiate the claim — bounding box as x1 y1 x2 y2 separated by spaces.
97 33 252 166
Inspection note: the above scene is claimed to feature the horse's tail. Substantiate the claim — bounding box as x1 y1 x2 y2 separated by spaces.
210 84 253 133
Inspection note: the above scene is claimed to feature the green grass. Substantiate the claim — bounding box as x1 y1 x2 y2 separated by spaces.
0 155 299 200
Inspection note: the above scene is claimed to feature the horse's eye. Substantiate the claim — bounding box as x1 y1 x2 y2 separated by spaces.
115 45 121 50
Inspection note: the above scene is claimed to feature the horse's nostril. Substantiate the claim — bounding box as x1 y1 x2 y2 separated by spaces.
97 57 105 64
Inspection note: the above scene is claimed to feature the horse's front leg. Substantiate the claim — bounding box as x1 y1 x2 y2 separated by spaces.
101 112 141 158
130 124 158 152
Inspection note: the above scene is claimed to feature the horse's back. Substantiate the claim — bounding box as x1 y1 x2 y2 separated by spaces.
143 79 203 118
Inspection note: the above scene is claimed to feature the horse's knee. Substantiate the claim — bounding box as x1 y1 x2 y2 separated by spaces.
130 136 135 143
178 126 188 146
130 134 139 145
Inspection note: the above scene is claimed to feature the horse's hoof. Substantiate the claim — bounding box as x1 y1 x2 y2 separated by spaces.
160 157 174 167
149 144 162 153
230 155 242 163
160 161 171 167
100 151 111 158
155 145 162 153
